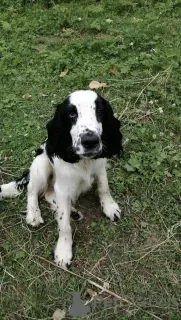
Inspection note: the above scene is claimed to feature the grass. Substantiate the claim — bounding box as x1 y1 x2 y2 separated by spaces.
0 0 181 319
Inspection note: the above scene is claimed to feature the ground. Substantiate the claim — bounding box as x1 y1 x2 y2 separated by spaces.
0 0 181 319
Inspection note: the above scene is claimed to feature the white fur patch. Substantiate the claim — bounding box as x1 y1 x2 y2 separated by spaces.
69 90 102 155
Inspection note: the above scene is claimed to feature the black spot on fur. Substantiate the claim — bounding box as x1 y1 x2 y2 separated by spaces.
16 170 30 191
66 262 71 269
35 141 47 157
35 147 44 156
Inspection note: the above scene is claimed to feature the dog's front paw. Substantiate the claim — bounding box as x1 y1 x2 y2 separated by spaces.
102 200 121 222
26 209 44 227
54 237 73 269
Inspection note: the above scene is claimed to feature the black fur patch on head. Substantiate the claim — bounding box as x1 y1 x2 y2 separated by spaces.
95 94 123 158
46 98 80 163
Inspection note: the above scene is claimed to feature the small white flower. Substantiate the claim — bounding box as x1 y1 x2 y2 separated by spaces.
106 18 113 23
158 107 163 113
130 42 134 46
77 17 82 21
132 17 143 23
149 100 154 105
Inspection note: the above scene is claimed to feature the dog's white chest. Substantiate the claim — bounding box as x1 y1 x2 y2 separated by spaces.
53 157 107 200
75 160 94 189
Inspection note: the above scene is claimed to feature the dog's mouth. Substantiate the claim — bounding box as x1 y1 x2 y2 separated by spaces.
75 144 102 159
80 147 102 159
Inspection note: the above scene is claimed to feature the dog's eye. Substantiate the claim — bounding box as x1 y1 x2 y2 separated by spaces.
69 111 77 118
96 106 103 117
68 105 77 119
97 107 101 114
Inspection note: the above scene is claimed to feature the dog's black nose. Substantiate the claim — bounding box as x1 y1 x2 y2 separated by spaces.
81 132 100 149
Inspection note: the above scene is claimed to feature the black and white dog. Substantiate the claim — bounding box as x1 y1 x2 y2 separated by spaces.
0 90 123 269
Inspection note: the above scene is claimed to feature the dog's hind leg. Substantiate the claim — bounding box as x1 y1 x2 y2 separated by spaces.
26 152 52 227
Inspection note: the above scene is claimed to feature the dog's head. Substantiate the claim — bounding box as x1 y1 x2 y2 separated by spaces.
46 90 123 163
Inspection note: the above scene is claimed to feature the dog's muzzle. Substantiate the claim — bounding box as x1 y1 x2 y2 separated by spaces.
81 132 99 149
80 131 101 156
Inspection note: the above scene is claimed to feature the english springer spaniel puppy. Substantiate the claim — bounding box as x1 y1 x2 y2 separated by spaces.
0 90 123 269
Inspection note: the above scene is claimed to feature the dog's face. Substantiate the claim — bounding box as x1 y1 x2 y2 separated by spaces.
69 90 103 158
46 90 122 163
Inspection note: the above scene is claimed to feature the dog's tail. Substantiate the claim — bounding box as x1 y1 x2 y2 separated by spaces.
0 170 30 200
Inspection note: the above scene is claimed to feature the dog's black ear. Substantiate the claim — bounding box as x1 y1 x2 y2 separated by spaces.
96 95 123 158
46 100 79 163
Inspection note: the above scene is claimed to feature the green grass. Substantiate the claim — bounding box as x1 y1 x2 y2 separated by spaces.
0 1 181 319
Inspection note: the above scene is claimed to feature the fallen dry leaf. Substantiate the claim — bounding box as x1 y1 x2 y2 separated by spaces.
86 289 98 297
40 92 49 97
22 93 32 99
110 65 119 74
52 308 66 320
62 28 75 34
59 69 68 78
89 81 108 89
